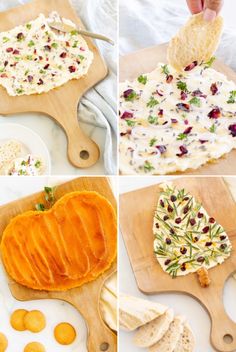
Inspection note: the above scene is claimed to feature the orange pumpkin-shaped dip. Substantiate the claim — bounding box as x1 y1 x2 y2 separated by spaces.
1 191 117 291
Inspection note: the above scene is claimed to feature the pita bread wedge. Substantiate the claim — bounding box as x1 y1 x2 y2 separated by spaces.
119 293 167 331
167 13 223 71
174 323 195 352
134 308 174 347
149 316 185 352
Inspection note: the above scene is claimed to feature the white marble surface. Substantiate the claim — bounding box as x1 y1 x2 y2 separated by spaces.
0 176 117 351
119 176 236 352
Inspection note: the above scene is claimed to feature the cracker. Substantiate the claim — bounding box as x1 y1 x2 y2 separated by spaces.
24 342 45 352
54 322 76 345
0 332 8 352
167 13 223 71
10 309 28 331
23 310 46 333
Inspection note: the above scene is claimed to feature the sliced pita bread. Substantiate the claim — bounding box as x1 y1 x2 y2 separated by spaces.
174 323 195 352
119 293 168 331
149 316 185 352
167 13 223 71
134 308 174 347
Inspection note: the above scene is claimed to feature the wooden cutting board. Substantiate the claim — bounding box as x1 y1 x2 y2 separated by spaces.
120 43 236 175
0 0 108 168
0 177 117 352
120 177 236 352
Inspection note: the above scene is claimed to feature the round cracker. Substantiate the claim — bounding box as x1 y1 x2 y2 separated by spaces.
0 332 8 352
54 322 76 345
24 310 46 333
10 309 28 331
24 342 46 352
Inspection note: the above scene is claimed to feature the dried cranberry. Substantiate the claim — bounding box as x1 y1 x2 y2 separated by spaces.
183 205 189 214
183 197 189 201
166 238 171 245
34 49 37 54
171 119 178 124
158 109 164 116
13 49 20 55
120 111 133 119
164 259 171 265
205 241 212 246
209 217 215 223
167 205 173 213
190 219 196 226
155 223 159 228
156 145 166 154
37 78 44 85
4 61 8 67
60 52 67 58
163 215 169 221
197 256 205 263
123 89 135 99
184 120 189 125
6 47 13 52
69 65 76 73
180 247 187 254
184 61 198 71
199 139 208 144
180 263 187 271
198 212 204 218
220 243 227 250
27 75 33 82
192 89 207 98
176 103 190 112
229 124 236 137
66 41 70 47
175 217 182 224
170 228 175 235
0 73 7 78
210 83 218 95
44 64 50 69
166 74 173 83
44 45 51 51
181 91 188 100
194 236 199 242
202 226 210 233
16 32 24 40
171 195 177 202
160 199 165 207
156 90 164 96
183 126 193 135
39 56 43 60
176 145 188 157
220 235 226 241
208 107 221 119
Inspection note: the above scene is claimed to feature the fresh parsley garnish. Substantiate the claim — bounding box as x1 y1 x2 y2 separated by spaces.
177 133 188 141
70 29 78 36
125 119 136 127
35 187 56 211
72 41 78 48
26 23 32 30
177 81 188 92
209 124 216 133
35 203 45 211
138 75 147 85
28 40 35 47
161 64 170 76
51 42 58 49
148 115 159 125
144 161 155 173
147 96 159 108
227 90 236 104
35 161 41 168
204 56 216 68
3 37 9 43
189 97 201 107
124 91 137 102
149 138 157 147
16 88 24 94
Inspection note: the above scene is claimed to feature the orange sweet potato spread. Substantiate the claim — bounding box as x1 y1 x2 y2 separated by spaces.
0 191 117 291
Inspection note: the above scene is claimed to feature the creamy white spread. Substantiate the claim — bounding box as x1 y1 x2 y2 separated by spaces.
119 62 236 174
153 183 232 277
0 12 93 96
6 154 44 176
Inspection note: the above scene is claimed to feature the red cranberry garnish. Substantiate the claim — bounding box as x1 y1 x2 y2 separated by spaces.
192 89 207 98
13 49 20 55
183 126 193 134
199 140 208 144
16 32 24 40
202 226 210 233
183 205 189 214
171 195 177 202
123 89 135 99
155 223 159 228
4 61 8 67
180 263 187 271
39 56 43 60
163 215 169 221
170 228 175 235
205 241 212 246
165 259 171 265
27 75 33 82
220 235 226 241
171 119 178 124
44 45 51 51
166 74 173 83
60 52 67 58
184 61 198 71
166 238 171 245
208 107 221 119
198 212 204 218
194 236 199 242
156 90 164 97
197 256 205 263
176 145 188 157
190 219 196 226
69 65 76 73
6 47 13 52
210 83 218 95
175 217 182 224
37 78 44 85
180 247 187 254
209 217 215 223
220 243 227 250
156 145 167 154
44 64 50 69
66 41 70 47
0 73 7 78
158 109 164 117
176 103 190 112
183 197 189 201
160 199 165 207
181 91 188 100
184 119 189 125
229 124 236 137
167 205 173 213
120 111 133 119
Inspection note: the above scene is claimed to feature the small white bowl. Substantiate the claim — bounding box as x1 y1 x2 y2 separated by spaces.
0 123 51 175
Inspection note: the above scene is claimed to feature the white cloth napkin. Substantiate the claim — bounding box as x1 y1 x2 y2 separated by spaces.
0 0 117 175
119 0 236 72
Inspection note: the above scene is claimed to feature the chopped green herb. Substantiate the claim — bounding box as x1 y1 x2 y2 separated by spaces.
137 75 147 85
70 29 78 36
26 23 32 30
177 81 188 92
227 90 236 104
26 55 33 60
161 64 170 76
204 56 216 68
209 124 216 133
24 70 29 76
16 88 24 94
3 37 9 43
189 97 201 107
51 42 58 49
35 203 45 211
144 161 155 173
78 55 85 61
148 115 158 125
35 160 41 168
124 91 137 102
28 40 35 47
147 96 159 108
125 119 136 127
72 41 78 48
0 68 5 73
177 133 188 141
40 69 46 74
149 138 157 147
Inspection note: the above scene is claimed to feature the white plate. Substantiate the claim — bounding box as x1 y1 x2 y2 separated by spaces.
0 123 51 175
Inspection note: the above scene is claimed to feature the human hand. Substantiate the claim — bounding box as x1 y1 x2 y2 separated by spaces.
186 0 224 21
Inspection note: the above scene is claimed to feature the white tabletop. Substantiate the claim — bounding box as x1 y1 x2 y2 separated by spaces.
119 176 236 352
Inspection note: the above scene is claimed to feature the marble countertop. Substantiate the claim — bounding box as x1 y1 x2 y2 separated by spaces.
0 176 116 351
119 176 236 352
